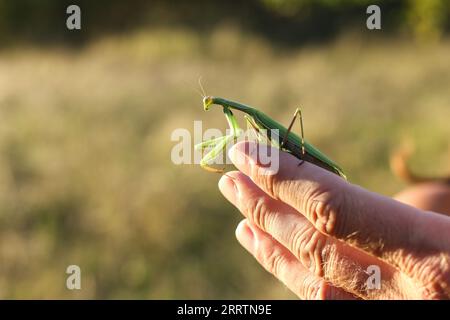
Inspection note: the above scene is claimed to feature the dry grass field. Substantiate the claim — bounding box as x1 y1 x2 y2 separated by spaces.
0 26 449 298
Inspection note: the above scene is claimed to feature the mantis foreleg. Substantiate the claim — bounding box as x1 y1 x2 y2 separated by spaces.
196 107 242 173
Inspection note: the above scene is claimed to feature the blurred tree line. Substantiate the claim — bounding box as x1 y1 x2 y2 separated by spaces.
0 0 448 46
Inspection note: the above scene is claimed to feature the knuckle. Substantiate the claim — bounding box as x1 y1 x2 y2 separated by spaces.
300 276 325 300
289 225 328 277
245 196 273 231
304 189 348 237
253 166 277 199
256 243 286 277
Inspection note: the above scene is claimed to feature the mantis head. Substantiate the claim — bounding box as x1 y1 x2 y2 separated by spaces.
203 96 214 111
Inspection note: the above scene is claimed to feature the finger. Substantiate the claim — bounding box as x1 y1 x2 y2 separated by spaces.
228 141 450 284
235 219 357 300
222 172 410 299
394 183 450 216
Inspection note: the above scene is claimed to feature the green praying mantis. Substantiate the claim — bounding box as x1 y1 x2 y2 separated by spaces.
194 96 347 180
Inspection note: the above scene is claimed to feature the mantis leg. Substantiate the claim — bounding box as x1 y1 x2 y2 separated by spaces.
281 108 305 156
195 108 241 153
199 107 242 173
244 115 265 143
199 135 235 173
194 135 227 150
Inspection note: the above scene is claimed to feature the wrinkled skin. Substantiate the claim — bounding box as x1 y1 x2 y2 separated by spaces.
219 141 450 299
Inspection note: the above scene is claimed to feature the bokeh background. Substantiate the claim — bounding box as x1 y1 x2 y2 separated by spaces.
0 0 449 298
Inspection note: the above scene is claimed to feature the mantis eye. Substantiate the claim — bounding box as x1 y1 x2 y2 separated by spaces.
203 96 213 110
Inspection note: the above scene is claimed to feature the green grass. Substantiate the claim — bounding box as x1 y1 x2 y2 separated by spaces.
0 27 449 298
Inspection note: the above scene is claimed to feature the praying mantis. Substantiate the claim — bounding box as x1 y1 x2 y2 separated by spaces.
195 96 347 180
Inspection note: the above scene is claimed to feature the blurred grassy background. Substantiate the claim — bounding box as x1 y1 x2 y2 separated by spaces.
0 0 449 298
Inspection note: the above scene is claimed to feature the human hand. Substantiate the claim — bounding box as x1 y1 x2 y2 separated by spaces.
218 141 450 299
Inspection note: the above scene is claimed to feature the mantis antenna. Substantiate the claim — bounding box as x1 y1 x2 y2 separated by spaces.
198 76 207 98
181 79 205 98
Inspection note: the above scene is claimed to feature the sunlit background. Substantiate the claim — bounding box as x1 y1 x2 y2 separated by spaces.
0 0 449 298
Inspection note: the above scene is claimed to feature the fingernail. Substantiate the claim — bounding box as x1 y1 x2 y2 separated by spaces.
235 220 255 253
228 142 255 170
229 142 279 176
218 173 240 205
